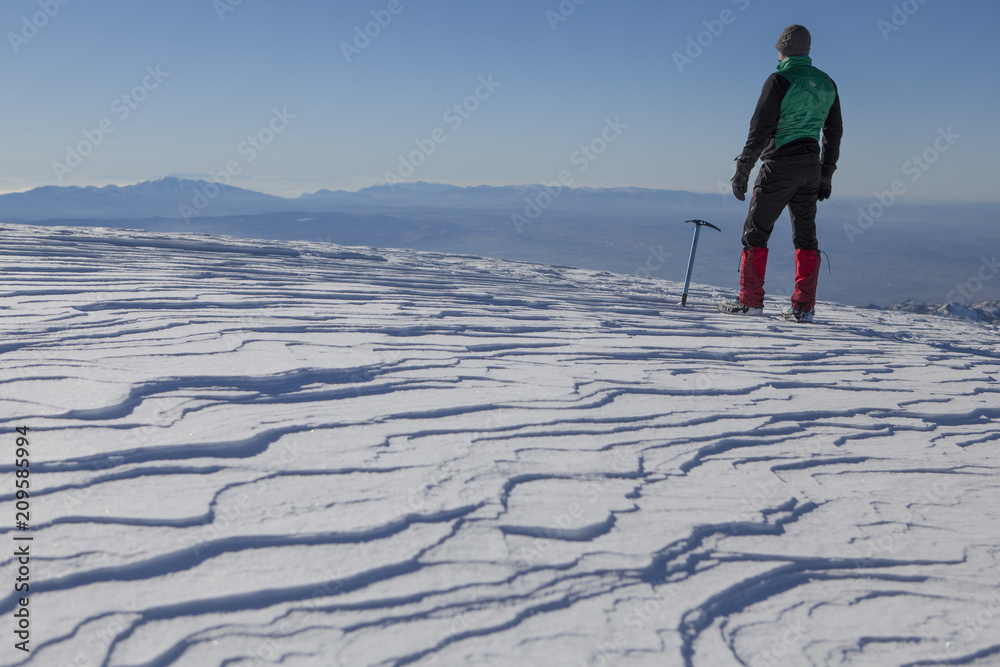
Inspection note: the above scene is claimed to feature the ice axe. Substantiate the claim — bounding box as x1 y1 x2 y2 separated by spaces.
680 219 721 306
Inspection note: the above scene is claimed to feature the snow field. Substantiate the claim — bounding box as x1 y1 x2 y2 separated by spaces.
0 225 998 666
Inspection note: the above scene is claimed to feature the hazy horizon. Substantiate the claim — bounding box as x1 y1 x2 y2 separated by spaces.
4 176 1000 209
3 178 997 309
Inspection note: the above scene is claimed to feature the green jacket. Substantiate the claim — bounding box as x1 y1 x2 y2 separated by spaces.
740 56 843 169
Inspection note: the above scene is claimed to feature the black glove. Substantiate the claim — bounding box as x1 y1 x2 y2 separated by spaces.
731 157 753 202
818 163 836 202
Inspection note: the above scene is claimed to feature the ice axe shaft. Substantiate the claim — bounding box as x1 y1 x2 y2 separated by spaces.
681 219 721 306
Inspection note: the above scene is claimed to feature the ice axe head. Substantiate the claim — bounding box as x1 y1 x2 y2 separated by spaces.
685 219 722 233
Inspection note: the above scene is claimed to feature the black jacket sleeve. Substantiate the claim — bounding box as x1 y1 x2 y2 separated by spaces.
740 73 790 165
821 85 843 173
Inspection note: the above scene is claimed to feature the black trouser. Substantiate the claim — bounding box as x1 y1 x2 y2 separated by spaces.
741 154 821 251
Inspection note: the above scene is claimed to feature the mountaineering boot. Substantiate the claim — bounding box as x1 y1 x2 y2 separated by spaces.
780 305 814 323
718 300 763 316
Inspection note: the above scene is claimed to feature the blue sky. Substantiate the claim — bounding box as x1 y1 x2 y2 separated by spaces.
2 0 997 201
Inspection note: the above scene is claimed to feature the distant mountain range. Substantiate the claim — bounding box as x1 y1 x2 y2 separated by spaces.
0 177 726 221
0 178 298 221
2 178 998 309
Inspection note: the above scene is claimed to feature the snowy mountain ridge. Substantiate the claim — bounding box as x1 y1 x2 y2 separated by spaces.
1 224 999 666
879 300 1000 326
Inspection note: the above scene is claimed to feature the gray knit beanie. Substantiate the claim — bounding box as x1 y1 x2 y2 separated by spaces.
775 25 811 56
